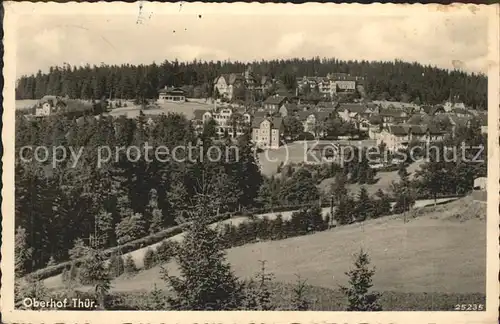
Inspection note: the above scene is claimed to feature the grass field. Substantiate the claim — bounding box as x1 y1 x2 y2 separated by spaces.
48 196 484 298
100 282 485 311
108 100 212 120
16 99 38 110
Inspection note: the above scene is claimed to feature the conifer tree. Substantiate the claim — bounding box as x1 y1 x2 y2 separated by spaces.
143 248 156 270
373 189 391 218
356 187 373 222
340 249 382 311
161 194 244 310
334 195 356 225
124 254 137 274
330 172 348 205
15 226 32 277
115 212 147 244
79 249 111 309
108 253 125 278
243 260 275 310
291 275 310 311
147 284 167 310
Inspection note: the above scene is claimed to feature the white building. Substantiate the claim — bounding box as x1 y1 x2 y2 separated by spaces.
158 87 186 103
202 107 251 138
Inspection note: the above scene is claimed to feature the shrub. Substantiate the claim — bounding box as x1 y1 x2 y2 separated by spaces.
143 248 156 270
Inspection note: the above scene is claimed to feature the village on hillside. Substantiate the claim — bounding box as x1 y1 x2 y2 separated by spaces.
14 60 490 313
17 65 489 155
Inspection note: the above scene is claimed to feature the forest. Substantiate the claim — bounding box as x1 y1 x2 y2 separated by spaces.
15 58 487 109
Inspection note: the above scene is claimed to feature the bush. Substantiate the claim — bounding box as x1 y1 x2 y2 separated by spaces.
143 248 156 270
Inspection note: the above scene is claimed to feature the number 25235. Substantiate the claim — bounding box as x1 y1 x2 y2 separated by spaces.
454 304 484 311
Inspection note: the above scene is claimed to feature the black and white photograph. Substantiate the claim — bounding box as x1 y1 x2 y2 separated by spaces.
2 2 499 323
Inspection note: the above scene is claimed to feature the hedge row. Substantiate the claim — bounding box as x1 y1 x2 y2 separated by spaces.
221 207 330 250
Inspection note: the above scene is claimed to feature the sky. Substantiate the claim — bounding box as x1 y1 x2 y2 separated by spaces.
11 3 491 78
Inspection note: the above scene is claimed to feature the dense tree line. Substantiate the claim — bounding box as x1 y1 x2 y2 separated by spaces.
15 112 262 273
16 58 486 108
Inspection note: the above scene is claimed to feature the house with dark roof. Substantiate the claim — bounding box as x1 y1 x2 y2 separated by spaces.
376 124 446 152
199 106 251 138
251 117 284 149
260 76 273 92
378 108 409 126
214 73 246 101
337 103 372 121
278 103 301 117
447 114 474 136
263 95 288 113
451 108 472 118
428 105 446 116
35 95 67 117
295 110 332 138
191 109 210 131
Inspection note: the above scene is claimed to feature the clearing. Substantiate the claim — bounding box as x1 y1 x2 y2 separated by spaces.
108 100 212 120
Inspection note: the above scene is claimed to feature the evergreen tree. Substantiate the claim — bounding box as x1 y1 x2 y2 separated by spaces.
143 248 156 269
108 253 125 278
46 256 56 267
373 189 391 218
291 275 310 311
243 260 276 310
160 194 244 310
68 238 91 260
78 250 111 309
96 209 114 248
15 226 32 277
334 195 356 225
340 249 382 311
391 164 416 215
115 213 147 244
124 254 137 274
146 189 165 233
330 172 348 205
147 284 167 310
355 187 373 222
166 182 190 224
